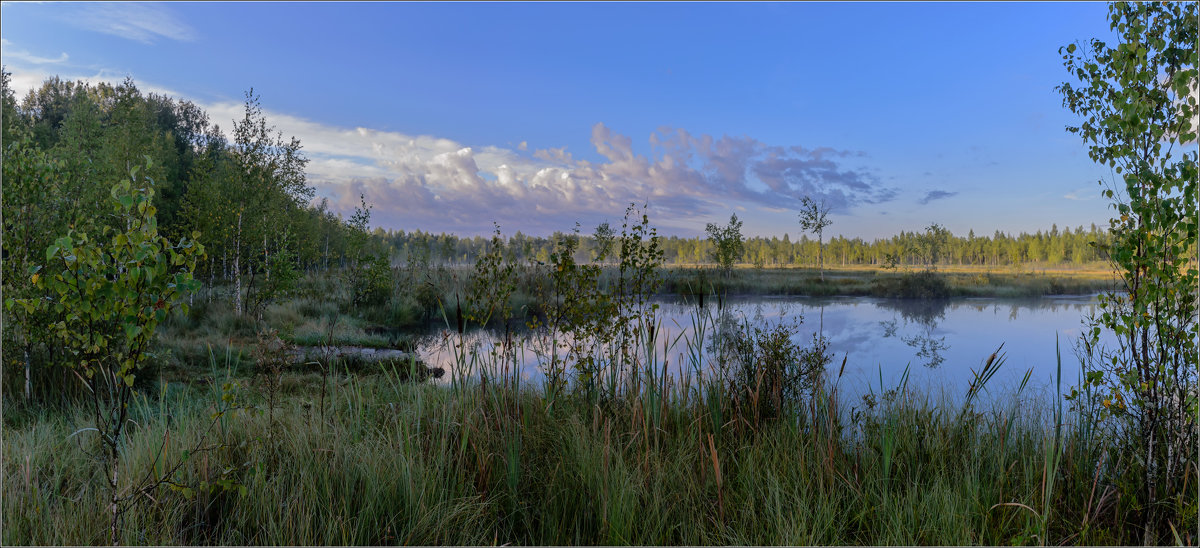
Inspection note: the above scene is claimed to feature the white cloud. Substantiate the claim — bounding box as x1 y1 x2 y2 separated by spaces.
4 64 185 102
5 66 896 236
242 117 897 235
67 3 196 44
1 41 69 64
1063 187 1097 201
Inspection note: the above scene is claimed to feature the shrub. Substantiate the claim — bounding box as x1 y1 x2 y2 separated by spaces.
711 315 831 427
10 158 204 544
871 270 951 299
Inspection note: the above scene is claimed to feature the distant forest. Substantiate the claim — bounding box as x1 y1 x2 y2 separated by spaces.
3 71 1110 296
380 223 1112 269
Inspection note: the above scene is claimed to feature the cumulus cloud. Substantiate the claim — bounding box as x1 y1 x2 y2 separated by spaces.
917 190 957 205
195 105 899 234
5 65 898 235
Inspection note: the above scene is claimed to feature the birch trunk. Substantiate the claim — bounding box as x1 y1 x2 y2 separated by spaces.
24 346 31 401
108 444 120 545
233 211 243 316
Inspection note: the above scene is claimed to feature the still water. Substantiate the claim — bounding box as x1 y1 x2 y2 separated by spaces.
417 295 1115 405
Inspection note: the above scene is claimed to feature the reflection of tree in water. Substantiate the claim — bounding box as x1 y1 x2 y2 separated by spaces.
876 299 950 368
901 332 949 367
875 299 949 330
986 299 1100 321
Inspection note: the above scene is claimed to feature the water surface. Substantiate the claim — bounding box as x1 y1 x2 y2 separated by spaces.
418 295 1114 405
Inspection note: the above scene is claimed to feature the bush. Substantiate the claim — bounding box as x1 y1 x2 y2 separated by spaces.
871 270 950 299
712 316 831 426
349 254 393 309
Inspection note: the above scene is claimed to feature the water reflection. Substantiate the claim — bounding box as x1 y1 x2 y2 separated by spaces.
873 299 950 368
416 295 1113 405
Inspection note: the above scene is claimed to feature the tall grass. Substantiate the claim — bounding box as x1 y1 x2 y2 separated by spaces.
5 301 1185 546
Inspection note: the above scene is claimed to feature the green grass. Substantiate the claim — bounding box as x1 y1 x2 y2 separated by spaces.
0 372 1137 545
4 327 1184 545
5 264 1179 546
163 266 1116 363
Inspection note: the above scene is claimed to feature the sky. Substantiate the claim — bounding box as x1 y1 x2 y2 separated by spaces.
0 1 1138 240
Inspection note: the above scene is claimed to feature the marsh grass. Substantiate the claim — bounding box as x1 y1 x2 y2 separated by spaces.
5 306 1185 546
0 255 1171 546
659 266 1117 300
147 265 1114 370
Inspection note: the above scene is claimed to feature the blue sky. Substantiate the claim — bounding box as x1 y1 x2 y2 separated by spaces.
1 2 1128 239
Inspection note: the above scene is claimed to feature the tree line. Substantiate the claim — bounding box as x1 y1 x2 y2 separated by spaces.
2 70 394 401
378 222 1113 269
2 72 386 317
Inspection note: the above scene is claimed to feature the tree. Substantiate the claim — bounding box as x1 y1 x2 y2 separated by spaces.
11 158 204 544
2 127 68 400
223 89 311 315
344 194 392 308
1 68 23 144
921 223 951 268
593 221 615 265
797 197 832 281
706 213 744 278
1058 2 1197 543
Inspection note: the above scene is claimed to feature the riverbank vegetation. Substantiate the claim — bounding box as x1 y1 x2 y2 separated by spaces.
1 337 1170 545
2 1 1196 545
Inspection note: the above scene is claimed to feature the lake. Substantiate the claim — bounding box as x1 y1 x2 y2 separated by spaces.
417 294 1116 406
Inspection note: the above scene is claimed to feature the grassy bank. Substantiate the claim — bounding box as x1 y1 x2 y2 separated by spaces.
161 265 1116 354
660 264 1118 300
0 359 1143 545
4 320 1192 546
130 264 1117 383
8 261 1180 546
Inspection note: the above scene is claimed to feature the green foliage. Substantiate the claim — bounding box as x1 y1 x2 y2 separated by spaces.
716 318 831 427
609 203 666 379
1058 1 1198 543
593 221 616 264
8 157 204 544
532 206 664 398
12 158 204 387
797 196 833 279
381 222 1114 270
872 270 951 300
2 126 74 400
465 224 517 329
1 68 23 144
705 213 744 278
343 195 393 309
260 242 301 306
920 223 951 267
2 74 355 327
881 251 903 271
541 225 611 394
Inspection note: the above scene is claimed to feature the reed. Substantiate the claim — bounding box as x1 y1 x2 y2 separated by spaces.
6 300 1188 546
